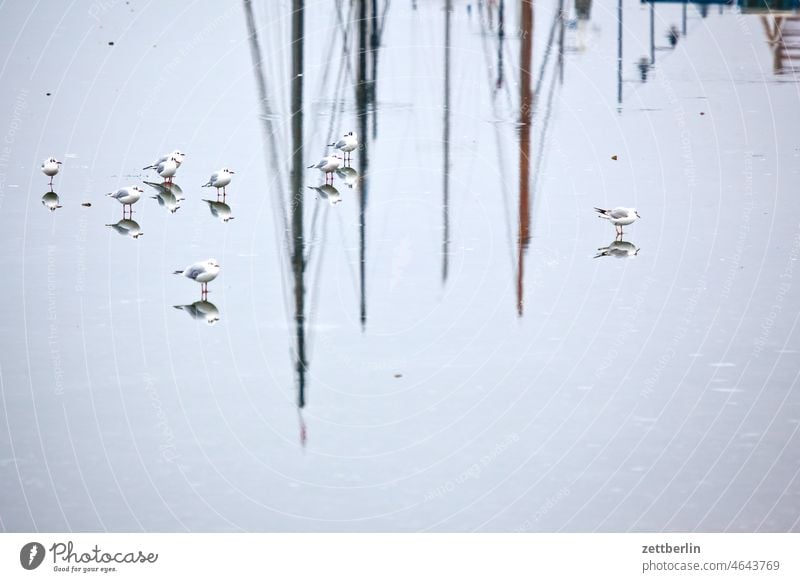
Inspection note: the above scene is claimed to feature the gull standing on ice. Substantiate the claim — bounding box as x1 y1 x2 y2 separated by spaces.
107 185 144 216
329 131 358 164
308 154 342 184
202 168 235 199
41 157 62 186
173 258 220 298
594 207 640 236
143 150 186 170
156 156 179 184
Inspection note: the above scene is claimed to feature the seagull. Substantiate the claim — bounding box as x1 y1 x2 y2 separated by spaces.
173 258 220 298
308 154 342 184
202 168 235 199
308 184 341 205
107 185 144 216
594 240 639 259
143 150 186 170
202 199 234 222
328 131 358 164
106 218 144 239
594 207 640 236
41 191 62 212
173 300 220 325
41 157 62 186
156 156 179 184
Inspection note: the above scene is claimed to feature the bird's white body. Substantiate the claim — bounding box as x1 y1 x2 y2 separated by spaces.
107 186 143 206
310 155 342 174
157 157 179 180
175 259 220 284
41 157 62 178
203 168 235 189
594 206 640 235
144 150 185 170
331 132 358 154
595 207 639 226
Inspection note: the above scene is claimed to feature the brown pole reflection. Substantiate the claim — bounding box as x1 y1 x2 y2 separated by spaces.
517 0 533 316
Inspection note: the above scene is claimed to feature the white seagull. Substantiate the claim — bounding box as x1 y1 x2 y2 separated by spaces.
202 168 235 198
594 206 640 236
156 156 179 184
107 185 144 216
41 157 62 185
173 258 220 298
308 154 342 184
143 150 186 170
328 131 358 163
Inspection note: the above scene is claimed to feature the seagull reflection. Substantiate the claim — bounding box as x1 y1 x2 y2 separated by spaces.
335 166 359 189
202 199 235 222
145 181 185 214
41 191 62 212
308 184 341 205
106 218 144 239
594 239 639 259
173 300 220 325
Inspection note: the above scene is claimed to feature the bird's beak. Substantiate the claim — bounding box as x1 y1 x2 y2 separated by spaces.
229 171 235 174
56 161 62 165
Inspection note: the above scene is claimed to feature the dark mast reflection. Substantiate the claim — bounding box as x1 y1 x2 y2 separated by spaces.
517 0 533 316
356 0 372 331
443 0 452 283
244 0 308 443
290 0 307 412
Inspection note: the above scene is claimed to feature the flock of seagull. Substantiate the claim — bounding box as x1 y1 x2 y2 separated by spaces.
41 130 638 318
39 130 362 315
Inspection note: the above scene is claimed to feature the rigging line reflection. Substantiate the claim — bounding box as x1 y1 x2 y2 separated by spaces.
478 2 516 277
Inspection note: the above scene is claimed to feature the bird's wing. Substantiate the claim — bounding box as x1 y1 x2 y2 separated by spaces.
184 265 206 280
333 139 346 148
609 208 630 219
593 207 609 215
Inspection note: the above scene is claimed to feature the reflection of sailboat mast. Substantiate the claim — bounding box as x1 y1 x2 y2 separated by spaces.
357 0 370 331
290 0 307 410
497 0 505 90
443 0 451 283
517 0 533 316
